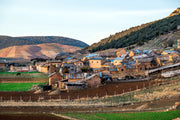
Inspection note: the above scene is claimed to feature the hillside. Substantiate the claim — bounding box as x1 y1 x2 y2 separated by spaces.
0 36 88 50
135 29 180 50
85 8 180 52
0 43 81 59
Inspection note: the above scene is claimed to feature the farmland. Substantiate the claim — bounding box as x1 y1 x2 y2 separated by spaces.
0 83 46 91
64 109 180 120
0 71 48 91
0 113 67 120
0 71 48 83
0 71 48 78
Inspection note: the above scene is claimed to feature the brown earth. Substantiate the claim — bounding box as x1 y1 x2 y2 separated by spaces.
0 43 81 59
0 80 164 101
0 113 67 120
0 96 179 113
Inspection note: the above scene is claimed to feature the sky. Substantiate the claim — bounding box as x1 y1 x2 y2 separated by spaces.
0 0 179 45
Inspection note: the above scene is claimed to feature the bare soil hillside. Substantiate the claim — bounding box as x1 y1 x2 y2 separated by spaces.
0 43 81 59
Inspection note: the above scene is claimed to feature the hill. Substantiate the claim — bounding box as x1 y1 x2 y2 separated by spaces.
0 43 81 59
85 8 180 52
0 36 88 50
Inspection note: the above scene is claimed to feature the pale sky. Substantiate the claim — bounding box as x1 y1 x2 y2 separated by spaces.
0 0 179 45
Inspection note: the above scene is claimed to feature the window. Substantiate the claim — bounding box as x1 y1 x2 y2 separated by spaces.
97 61 98 63
92 61 93 63
140 67 142 70
121 69 124 71
94 81 98 84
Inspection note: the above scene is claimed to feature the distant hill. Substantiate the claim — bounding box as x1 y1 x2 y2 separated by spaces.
0 43 81 59
0 36 88 50
85 8 180 52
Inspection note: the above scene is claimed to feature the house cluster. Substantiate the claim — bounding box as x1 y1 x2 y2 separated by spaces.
3 41 180 91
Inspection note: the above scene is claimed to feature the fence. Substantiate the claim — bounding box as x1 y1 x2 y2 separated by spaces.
0 78 179 108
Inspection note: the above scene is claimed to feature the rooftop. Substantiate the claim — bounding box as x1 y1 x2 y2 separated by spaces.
114 57 124 60
89 57 104 60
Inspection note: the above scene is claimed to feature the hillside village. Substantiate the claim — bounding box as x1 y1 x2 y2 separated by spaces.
1 28 180 92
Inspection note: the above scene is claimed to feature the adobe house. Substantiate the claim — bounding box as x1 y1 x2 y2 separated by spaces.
49 64 56 74
0 61 7 68
58 79 86 90
60 63 77 74
59 74 101 90
9 65 30 72
113 57 124 66
74 60 84 67
36 62 50 74
129 50 142 57
46 60 62 67
89 58 105 69
177 39 180 49
117 65 128 73
80 74 102 88
116 48 126 57
74 60 84 72
48 72 63 87
169 52 179 62
161 50 177 55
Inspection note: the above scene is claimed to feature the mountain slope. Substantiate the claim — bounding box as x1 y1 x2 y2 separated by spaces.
0 36 88 50
0 43 81 59
85 8 180 52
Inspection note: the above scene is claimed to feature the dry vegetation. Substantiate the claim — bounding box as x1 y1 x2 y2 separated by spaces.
133 81 180 102
0 43 81 59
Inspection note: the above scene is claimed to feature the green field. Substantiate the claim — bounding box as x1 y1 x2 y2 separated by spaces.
0 71 48 78
0 83 46 91
64 110 180 120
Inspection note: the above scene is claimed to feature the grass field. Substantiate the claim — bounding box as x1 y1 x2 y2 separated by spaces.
0 71 48 78
0 83 46 91
64 110 180 120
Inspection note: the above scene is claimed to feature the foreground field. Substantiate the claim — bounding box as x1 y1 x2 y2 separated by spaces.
0 71 48 83
0 83 46 91
64 109 180 120
0 80 163 101
0 71 48 78
0 113 67 120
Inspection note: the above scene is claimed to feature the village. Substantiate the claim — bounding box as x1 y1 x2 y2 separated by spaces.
1 39 180 93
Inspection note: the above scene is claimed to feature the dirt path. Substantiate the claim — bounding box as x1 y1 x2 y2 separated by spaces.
0 96 179 113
